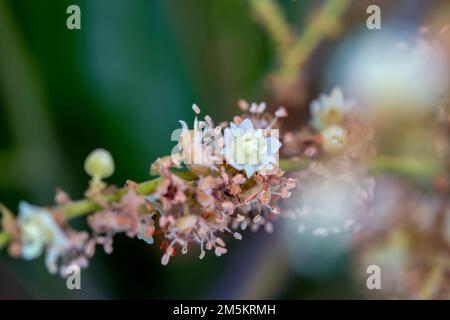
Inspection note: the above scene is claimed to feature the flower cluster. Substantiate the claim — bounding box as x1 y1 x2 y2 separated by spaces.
1 202 89 276
280 88 376 236
282 87 374 161
0 104 295 274
173 103 286 176
87 189 155 254
309 87 354 153
151 157 295 265
0 69 447 302
150 104 295 264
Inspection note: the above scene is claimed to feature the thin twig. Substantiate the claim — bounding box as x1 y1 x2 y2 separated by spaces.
249 0 293 56
277 0 351 82
0 231 11 250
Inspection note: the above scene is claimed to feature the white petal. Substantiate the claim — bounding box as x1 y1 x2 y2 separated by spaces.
331 87 343 104
137 232 154 245
179 120 188 130
239 119 254 131
256 102 266 113
22 241 43 260
254 129 263 137
18 201 35 219
310 100 320 115
267 136 282 153
45 246 59 274
244 165 255 177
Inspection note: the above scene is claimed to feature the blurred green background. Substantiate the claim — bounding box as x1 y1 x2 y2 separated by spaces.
0 0 446 299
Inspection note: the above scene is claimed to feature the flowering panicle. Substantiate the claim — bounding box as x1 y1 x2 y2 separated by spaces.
146 103 295 263
153 157 296 264
0 14 448 301
0 102 298 272
0 78 445 297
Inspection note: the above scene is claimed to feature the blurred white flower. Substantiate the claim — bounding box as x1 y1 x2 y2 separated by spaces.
357 231 410 297
321 125 347 153
310 87 353 130
18 202 70 274
224 119 281 177
341 33 448 118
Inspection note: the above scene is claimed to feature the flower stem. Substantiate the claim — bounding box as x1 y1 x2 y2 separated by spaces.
277 0 350 82
278 158 309 172
0 156 440 250
368 155 441 186
280 156 440 187
0 231 10 250
0 179 166 250
249 0 293 56
63 171 195 220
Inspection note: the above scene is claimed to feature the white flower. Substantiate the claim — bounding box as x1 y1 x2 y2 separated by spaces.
18 202 70 274
321 125 347 153
224 119 281 177
175 106 223 167
310 87 353 130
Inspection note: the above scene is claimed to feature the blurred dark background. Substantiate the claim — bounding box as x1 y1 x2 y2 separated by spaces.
0 0 447 299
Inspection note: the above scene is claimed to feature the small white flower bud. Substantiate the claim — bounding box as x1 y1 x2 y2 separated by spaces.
84 148 115 179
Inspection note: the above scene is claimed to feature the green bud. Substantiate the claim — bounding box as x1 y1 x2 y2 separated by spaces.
84 148 115 179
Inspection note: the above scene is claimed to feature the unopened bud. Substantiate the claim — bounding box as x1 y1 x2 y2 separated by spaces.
84 148 115 179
